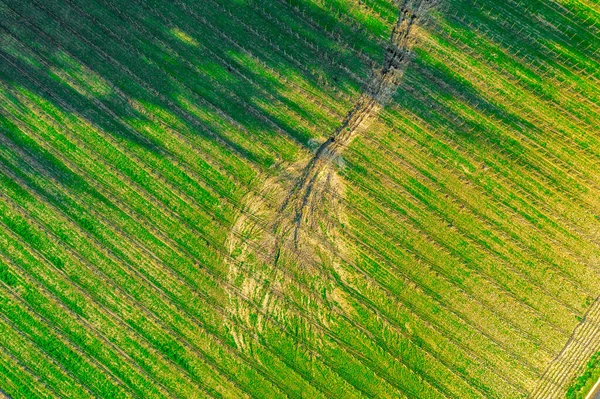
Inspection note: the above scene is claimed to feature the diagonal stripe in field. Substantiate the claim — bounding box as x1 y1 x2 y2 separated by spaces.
530 297 600 398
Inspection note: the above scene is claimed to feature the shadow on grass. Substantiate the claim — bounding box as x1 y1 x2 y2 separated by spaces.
0 0 391 193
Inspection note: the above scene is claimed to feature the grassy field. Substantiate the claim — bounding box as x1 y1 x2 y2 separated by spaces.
0 0 599 398
567 351 600 399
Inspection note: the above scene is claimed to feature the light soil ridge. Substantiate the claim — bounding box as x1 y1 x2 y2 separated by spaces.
225 0 438 353
529 297 600 399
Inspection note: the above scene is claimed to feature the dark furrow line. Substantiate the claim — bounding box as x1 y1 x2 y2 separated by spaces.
2 60 520 399
529 297 600 398
0 124 496 399
0 74 556 390
0 343 64 399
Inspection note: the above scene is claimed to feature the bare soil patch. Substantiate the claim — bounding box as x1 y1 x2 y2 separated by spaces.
226 0 439 353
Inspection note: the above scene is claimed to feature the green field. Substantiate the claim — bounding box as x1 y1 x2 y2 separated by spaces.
0 0 599 398
567 351 600 399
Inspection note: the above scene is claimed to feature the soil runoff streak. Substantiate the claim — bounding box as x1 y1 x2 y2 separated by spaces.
225 0 439 354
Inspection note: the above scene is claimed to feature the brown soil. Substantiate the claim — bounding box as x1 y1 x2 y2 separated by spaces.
225 0 438 353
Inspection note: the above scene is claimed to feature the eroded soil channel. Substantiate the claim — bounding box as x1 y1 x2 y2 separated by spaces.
226 0 438 353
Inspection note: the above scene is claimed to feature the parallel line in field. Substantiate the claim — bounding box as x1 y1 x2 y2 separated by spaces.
0 281 143 399
0 1 282 171
0 146 300 399
346 185 573 351
378 100 600 261
0 123 274 398
340 230 530 397
345 210 547 378
345 153 583 337
0 85 478 399
423 32 600 189
1 28 261 200
399 66 600 250
0 342 63 399
344 136 577 324
96 0 348 121
267 0 382 66
183 0 364 100
344 155 596 346
0 141 338 399
0 119 368 399
0 313 102 399
0 200 262 399
199 0 369 88
87 0 330 148
0 243 178 399
432 11 600 138
28 0 314 158
0 24 235 240
2 1 596 398
450 4 600 100
0 126 424 399
167 0 355 114
386 79 600 247
0 47 492 399
358 121 596 307
498 0 600 62
59 0 340 156
412 37 600 200
0 205 234 399
352 126 595 308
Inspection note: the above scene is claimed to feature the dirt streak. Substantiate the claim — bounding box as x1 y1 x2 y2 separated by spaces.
273 0 439 250
226 0 437 354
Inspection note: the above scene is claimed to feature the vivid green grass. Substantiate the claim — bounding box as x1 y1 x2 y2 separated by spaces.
339 1 600 397
567 352 600 399
0 0 599 398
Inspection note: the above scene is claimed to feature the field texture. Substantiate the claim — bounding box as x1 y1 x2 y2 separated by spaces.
0 0 599 398
567 351 600 399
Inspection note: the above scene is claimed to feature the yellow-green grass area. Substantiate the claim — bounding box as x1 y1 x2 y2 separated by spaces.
567 352 600 399
339 0 600 397
0 0 599 399
0 0 396 398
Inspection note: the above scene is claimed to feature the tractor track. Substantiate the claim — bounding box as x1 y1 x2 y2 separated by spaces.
226 0 438 356
273 0 436 253
529 296 600 398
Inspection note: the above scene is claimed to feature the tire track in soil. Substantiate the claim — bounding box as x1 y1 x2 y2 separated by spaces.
226 0 438 355
529 297 600 399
